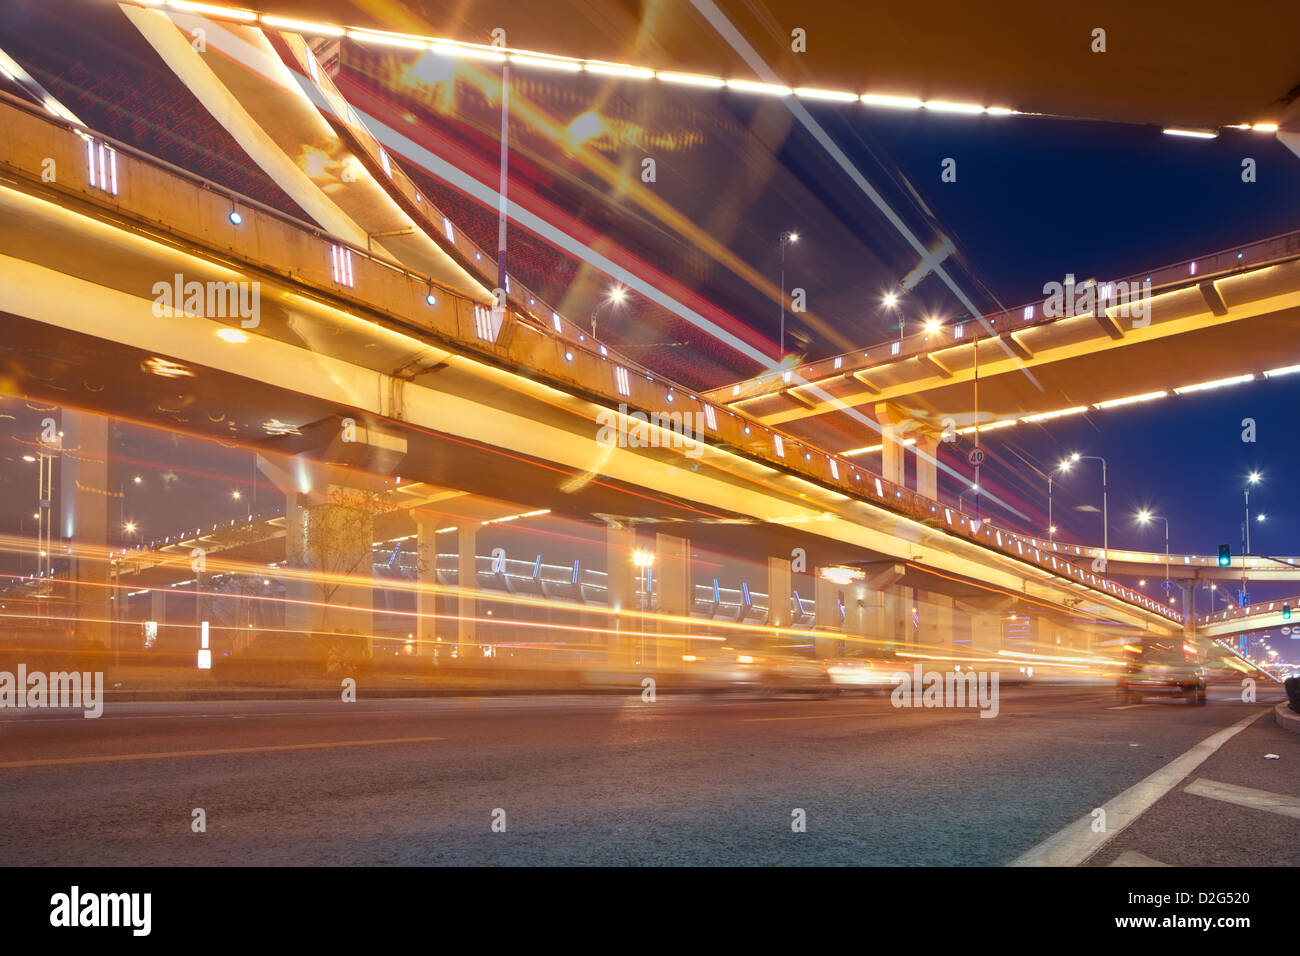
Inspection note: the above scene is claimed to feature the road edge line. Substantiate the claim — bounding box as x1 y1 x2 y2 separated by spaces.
1007 708 1269 867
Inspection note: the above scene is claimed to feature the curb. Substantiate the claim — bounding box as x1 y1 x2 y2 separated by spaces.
1274 701 1300 734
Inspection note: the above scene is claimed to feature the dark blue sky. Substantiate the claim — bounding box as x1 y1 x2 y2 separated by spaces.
780 103 1300 601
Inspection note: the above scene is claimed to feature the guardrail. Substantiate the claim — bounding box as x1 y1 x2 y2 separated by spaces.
707 228 1300 405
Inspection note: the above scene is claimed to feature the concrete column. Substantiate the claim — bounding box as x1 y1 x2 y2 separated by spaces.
1180 581 1197 642
654 533 690 666
873 402 910 487
457 523 477 653
414 516 440 656
914 432 940 499
881 585 909 652
917 590 954 650
766 555 792 632
970 607 1002 654
605 525 637 667
814 572 843 659
858 589 887 649
58 410 110 647
257 456 374 653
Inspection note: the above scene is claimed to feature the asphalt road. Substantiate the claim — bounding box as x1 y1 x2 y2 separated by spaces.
0 684 1292 865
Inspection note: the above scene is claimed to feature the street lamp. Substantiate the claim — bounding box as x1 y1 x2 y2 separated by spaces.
1059 453 1108 565
1135 510 1170 585
958 484 980 513
1045 470 1061 542
1244 472 1260 554
590 284 628 339
779 231 799 357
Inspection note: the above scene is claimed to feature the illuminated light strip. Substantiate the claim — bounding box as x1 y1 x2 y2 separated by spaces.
1263 364 1300 378
481 508 551 526
431 41 505 61
1173 373 1254 394
726 78 791 95
794 87 859 102
510 52 583 71
656 71 725 87
861 92 924 109
924 100 985 114
346 29 430 49
1021 405 1088 422
955 419 1016 435
1093 390 1167 409
108 0 1203 138
167 0 255 18
1162 127 1217 139
584 60 654 79
259 15 345 36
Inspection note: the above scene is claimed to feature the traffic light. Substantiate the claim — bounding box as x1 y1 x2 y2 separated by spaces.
1217 544 1231 567
1284 603 1292 621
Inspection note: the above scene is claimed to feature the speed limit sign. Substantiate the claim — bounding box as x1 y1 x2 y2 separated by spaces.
967 447 985 467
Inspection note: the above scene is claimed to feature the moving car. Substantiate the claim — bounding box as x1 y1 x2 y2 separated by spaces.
1117 639 1207 705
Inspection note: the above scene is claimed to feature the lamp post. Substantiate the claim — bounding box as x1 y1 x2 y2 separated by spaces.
1244 472 1260 554
1047 473 1056 542
779 231 799 357
590 285 627 339
1136 510 1169 585
1059 453 1108 566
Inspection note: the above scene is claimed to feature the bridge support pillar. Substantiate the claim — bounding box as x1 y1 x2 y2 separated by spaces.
57 410 111 648
150 589 167 632
766 555 792 637
413 517 440 657
257 455 375 658
873 402 910 487
914 432 940 500
814 571 844 659
1180 581 1197 644
654 533 690 667
917 591 954 650
605 525 638 668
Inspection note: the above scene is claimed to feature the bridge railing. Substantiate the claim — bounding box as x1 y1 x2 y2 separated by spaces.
0 93 1180 626
707 229 1300 406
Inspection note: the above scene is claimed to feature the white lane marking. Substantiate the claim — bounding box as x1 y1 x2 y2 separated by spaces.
1008 709 1269 867
1108 850 1172 867
1108 704 1149 710
1184 778 1300 820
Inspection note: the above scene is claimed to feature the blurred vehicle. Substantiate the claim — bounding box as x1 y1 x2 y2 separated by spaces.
1118 639 1206 705
824 657 898 693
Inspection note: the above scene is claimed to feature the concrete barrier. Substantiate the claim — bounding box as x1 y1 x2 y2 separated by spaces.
1274 700 1300 734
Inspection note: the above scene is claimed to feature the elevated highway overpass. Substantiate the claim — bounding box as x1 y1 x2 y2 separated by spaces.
0 87 1186 654
707 234 1300 471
